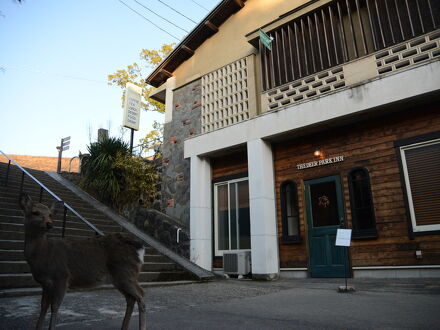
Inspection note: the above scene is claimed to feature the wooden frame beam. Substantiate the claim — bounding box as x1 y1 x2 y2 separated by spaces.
233 0 245 8
181 45 195 55
161 69 173 78
205 20 219 33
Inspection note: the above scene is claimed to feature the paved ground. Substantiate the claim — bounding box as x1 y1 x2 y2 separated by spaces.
1 278 439 330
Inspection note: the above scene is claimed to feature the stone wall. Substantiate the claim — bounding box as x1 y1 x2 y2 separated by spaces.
161 79 201 227
126 207 190 258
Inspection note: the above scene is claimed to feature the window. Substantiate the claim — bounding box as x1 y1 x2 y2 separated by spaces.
398 137 440 233
348 167 377 238
280 180 300 243
214 178 251 256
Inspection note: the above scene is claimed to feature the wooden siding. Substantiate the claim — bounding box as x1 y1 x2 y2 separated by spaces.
211 150 248 180
273 103 440 269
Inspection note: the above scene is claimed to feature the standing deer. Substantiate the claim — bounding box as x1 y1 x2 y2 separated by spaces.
19 193 147 330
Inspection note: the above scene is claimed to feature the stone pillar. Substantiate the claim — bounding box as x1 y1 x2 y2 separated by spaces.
247 139 279 280
189 155 212 270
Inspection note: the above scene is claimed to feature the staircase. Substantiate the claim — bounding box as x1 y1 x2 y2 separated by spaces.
0 160 202 297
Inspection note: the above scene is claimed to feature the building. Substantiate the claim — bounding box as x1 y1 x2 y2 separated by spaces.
147 0 440 279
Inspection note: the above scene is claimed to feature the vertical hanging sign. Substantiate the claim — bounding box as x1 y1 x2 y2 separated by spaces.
259 28 273 51
122 82 142 131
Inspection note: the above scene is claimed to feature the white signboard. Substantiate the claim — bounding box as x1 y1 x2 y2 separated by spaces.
297 155 344 170
123 82 142 131
335 229 352 247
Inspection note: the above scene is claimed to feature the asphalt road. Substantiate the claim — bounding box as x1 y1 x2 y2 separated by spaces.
1 278 439 330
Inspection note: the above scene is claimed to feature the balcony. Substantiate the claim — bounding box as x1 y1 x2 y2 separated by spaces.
259 0 440 112
199 0 439 133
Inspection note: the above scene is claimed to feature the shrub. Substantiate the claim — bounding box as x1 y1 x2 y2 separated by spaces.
80 137 156 209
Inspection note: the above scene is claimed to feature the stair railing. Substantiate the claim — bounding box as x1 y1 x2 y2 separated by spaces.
0 150 103 237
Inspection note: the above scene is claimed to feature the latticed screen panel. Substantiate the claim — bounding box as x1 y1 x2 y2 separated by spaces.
201 57 252 133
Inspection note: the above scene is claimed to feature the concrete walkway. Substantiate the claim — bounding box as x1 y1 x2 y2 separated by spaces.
1 278 439 329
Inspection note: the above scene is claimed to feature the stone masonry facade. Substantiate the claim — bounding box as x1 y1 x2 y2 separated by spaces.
161 79 201 227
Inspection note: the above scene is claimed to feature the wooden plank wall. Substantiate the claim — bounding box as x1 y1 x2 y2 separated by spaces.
211 151 248 180
273 104 440 268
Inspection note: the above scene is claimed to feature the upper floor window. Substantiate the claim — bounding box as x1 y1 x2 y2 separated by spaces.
397 135 440 234
260 0 440 91
347 167 377 238
280 180 300 243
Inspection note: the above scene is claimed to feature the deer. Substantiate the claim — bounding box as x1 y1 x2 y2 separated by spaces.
19 193 147 330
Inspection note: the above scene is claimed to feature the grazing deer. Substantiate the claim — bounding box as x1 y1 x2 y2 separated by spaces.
19 193 147 330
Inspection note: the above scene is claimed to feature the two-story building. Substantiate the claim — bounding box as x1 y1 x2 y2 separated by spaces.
147 0 440 279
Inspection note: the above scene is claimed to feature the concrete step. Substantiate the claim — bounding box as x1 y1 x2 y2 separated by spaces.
0 273 37 288
0 184 89 204
0 249 24 261
0 269 194 289
0 199 111 221
141 262 179 272
0 194 108 218
0 222 97 238
0 231 101 241
138 270 195 282
0 261 178 275
0 215 121 233
0 239 24 250
144 254 170 263
0 261 30 274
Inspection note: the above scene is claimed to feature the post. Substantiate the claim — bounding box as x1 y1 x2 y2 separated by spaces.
39 187 44 203
129 128 134 154
56 142 63 174
62 205 67 238
344 246 348 290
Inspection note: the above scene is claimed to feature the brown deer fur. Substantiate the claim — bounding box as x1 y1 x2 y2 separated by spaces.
19 193 147 330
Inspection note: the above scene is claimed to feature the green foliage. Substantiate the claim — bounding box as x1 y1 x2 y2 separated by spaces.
113 154 157 208
107 43 174 157
80 137 157 209
139 120 163 159
107 43 175 114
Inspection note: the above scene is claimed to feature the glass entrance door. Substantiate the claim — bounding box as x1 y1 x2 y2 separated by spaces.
214 178 251 256
305 175 349 277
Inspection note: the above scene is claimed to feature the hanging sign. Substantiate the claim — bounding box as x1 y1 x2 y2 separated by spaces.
335 229 352 247
296 155 344 170
123 82 142 131
259 29 274 51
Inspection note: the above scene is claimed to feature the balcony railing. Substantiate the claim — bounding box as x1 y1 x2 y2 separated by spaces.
260 0 440 91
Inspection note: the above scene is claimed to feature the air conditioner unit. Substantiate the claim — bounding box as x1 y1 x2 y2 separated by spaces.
223 251 251 275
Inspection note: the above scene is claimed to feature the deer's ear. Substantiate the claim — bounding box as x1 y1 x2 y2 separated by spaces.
19 193 33 214
50 201 64 216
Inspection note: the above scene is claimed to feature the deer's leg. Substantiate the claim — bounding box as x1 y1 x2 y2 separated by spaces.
121 295 135 330
131 283 146 330
137 292 146 330
48 280 67 330
35 288 50 330
113 275 146 330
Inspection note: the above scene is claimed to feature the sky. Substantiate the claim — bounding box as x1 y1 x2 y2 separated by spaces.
0 0 219 158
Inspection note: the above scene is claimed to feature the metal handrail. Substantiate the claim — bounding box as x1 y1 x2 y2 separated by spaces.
0 150 104 237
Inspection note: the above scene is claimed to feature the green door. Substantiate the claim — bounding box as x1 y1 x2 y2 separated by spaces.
305 175 349 278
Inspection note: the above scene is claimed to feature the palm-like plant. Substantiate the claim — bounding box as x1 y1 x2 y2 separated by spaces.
80 137 130 204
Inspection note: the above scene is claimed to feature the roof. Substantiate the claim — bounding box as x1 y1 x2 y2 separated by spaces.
146 0 247 88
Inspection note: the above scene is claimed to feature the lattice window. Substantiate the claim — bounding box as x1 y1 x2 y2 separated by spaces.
201 56 253 133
